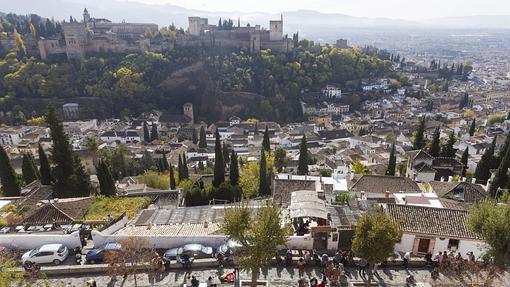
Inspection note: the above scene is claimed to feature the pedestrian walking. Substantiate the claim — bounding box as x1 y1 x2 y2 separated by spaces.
403 251 411 269
358 258 368 277
298 258 306 277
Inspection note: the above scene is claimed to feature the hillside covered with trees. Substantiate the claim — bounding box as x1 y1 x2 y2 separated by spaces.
0 12 395 123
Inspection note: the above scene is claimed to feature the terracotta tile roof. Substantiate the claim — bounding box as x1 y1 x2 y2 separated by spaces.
23 197 95 225
386 204 478 239
350 175 421 194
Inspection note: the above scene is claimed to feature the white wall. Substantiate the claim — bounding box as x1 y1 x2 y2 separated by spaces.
287 235 313 250
393 233 415 254
0 231 82 250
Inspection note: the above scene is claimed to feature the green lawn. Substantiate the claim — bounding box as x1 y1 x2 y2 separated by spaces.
85 196 151 220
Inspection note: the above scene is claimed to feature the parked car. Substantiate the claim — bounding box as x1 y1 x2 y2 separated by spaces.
22 244 69 265
85 242 122 264
163 244 214 261
216 240 242 258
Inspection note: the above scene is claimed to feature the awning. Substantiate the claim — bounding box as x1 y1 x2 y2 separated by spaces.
289 190 328 219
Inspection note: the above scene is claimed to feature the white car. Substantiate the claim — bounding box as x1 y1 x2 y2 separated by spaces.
22 244 69 265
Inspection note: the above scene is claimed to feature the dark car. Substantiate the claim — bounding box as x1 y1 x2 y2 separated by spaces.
85 242 122 264
163 244 214 261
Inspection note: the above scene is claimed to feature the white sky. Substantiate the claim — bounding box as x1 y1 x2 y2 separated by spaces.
129 0 510 20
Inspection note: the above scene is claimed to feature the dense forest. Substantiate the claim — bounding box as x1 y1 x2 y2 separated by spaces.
0 13 395 124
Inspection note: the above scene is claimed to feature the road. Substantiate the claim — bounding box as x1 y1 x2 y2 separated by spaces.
28 265 509 287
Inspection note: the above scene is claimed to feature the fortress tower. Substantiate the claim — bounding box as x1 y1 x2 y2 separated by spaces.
83 8 91 27
269 14 283 41
183 103 194 125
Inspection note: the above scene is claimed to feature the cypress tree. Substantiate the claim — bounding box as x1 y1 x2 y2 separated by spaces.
507 111 510 121
97 160 115 197
428 127 441 157
162 153 170 171
72 154 92 197
254 122 259 135
199 126 207 148
469 119 476 136
474 136 497 184
496 132 510 166
150 124 158 142
262 126 270 154
213 129 224 187
489 146 510 197
192 128 198 144
46 106 77 198
143 122 151 142
440 132 456 158
177 154 184 182
461 147 469 177
297 135 309 175
198 160 204 171
413 116 426 150
222 142 230 169
169 164 176 189
22 153 38 185
182 153 189 180
0 145 21 197
230 150 239 186
259 150 270 196
38 143 51 185
386 143 396 176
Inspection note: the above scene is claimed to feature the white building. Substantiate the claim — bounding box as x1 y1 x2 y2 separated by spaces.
387 204 488 258
322 85 342 99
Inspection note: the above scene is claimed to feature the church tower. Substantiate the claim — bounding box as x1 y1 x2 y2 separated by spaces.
183 103 194 125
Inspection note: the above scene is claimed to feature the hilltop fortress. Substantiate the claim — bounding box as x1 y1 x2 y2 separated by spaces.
36 9 293 60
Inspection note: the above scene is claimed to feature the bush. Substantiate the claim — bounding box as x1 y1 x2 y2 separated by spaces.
487 114 506 125
140 170 169 190
85 196 151 220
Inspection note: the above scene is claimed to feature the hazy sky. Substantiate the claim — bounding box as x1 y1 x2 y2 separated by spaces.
129 0 510 20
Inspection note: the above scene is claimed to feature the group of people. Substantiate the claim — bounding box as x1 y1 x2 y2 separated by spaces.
424 250 476 268
295 250 351 287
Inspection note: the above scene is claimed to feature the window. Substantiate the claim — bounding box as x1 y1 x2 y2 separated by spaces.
332 233 338 242
448 239 460 251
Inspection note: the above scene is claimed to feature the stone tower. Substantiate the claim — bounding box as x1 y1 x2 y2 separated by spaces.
183 103 194 125
83 8 90 27
269 14 283 41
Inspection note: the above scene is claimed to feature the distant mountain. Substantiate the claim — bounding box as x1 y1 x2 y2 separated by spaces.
422 15 510 29
1 0 509 42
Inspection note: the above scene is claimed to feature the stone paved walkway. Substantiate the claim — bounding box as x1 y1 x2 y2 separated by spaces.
28 266 509 287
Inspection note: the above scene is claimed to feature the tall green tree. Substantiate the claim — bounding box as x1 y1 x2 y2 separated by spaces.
72 154 92 197
182 153 189 180
192 128 198 144
413 116 426 150
461 147 469 177
221 202 288 286
428 127 441 157
297 135 309 175
489 147 510 197
38 143 51 185
262 126 270 154
0 145 20 197
467 196 510 267
143 122 151 143
46 106 81 198
386 143 396 176
97 160 116 197
169 164 176 189
259 150 270 196
496 132 510 167
274 148 287 173
150 124 158 142
161 153 170 172
230 150 239 186
474 136 497 184
440 131 456 158
177 154 184 182
198 126 207 148
469 119 476 136
213 129 225 187
352 211 402 286
21 153 38 185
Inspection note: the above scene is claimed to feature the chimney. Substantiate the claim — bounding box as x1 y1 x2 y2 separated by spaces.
462 177 466 182
471 178 476 184
448 176 453 182
385 190 390 199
